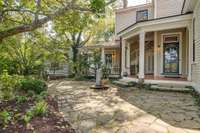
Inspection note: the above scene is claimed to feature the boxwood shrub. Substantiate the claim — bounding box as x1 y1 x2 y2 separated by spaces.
20 79 47 94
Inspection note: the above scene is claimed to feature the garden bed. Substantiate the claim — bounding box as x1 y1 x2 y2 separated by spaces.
0 96 75 133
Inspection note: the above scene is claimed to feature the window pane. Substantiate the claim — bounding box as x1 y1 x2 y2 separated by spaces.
137 10 148 22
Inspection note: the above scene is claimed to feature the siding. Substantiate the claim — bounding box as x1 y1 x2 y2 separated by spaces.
191 2 200 85
156 0 184 18
115 4 153 33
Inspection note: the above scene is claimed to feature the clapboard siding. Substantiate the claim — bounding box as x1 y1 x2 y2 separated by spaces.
156 0 184 18
191 2 200 84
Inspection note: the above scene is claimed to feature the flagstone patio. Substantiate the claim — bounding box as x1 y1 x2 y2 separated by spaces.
48 80 200 133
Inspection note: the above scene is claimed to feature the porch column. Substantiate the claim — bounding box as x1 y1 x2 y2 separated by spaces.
121 39 126 77
154 31 158 77
188 24 193 81
139 31 145 81
101 47 105 65
126 43 131 75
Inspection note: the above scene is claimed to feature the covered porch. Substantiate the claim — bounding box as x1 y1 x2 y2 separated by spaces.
119 13 193 82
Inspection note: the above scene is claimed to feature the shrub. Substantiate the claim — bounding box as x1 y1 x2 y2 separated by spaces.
0 70 23 100
19 79 47 94
22 100 48 124
22 110 34 124
0 110 12 126
16 95 28 103
32 100 48 116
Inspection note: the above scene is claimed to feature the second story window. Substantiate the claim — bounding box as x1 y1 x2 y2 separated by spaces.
136 10 148 22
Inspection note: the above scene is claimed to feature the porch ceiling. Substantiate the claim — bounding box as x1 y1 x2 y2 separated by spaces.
118 13 193 40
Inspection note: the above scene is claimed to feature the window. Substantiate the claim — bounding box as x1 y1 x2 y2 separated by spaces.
105 54 112 67
136 10 148 22
193 18 196 62
164 36 179 43
50 62 63 71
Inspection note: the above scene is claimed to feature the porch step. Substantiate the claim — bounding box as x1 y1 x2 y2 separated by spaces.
112 80 130 87
150 85 193 93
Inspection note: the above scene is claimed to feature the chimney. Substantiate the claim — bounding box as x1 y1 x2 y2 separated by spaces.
123 0 128 8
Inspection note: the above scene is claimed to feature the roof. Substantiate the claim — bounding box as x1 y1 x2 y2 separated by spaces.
82 40 120 50
181 0 198 14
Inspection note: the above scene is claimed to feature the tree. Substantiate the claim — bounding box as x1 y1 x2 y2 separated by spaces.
54 10 96 75
43 34 68 75
0 32 48 75
0 0 116 41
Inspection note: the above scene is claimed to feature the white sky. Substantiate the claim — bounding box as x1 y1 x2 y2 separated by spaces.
128 0 151 6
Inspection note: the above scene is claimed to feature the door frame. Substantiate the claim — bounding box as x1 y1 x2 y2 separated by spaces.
160 32 182 75
163 42 179 74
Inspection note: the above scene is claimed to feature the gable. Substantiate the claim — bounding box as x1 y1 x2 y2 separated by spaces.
156 0 184 18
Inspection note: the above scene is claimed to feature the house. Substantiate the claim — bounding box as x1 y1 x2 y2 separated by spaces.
99 0 200 92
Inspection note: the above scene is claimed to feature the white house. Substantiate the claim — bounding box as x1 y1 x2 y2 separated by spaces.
99 0 200 92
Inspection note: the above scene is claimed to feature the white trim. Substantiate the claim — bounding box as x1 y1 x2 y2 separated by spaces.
154 31 158 76
101 48 105 65
126 43 131 75
121 39 127 76
139 31 145 79
187 23 193 81
153 0 157 19
119 14 192 38
160 32 183 75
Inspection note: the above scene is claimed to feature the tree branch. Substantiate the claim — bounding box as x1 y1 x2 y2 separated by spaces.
0 0 116 41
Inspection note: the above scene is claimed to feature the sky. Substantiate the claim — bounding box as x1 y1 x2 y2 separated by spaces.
128 0 151 6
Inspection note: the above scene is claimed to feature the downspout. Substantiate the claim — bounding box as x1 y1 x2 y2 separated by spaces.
119 37 122 78
181 0 186 14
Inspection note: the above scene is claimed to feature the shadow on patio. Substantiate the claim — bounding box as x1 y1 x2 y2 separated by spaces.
115 87 200 130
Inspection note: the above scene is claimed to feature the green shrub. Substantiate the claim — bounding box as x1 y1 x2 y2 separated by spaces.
32 100 48 116
0 110 12 126
19 79 47 94
22 110 34 124
16 95 28 103
35 91 48 100
22 100 48 124
0 70 23 100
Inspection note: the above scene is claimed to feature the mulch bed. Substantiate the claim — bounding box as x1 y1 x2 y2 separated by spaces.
0 96 75 133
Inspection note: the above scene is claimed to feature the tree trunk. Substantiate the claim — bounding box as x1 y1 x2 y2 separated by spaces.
72 46 79 75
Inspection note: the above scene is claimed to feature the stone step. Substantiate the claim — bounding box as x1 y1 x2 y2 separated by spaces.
151 83 189 88
150 85 193 93
112 80 130 87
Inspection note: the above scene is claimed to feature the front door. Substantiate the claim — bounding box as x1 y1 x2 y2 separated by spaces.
163 43 179 74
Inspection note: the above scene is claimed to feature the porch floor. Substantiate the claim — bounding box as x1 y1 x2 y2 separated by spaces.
129 75 187 81
122 76 192 87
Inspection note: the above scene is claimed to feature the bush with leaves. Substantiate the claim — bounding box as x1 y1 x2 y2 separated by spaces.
0 70 23 100
19 78 47 94
15 95 28 104
22 100 48 124
33 100 48 116
0 110 12 126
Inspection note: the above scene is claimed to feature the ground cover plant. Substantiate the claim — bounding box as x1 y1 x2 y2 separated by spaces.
0 71 75 133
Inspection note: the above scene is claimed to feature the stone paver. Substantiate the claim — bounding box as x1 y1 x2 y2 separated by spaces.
48 80 200 133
